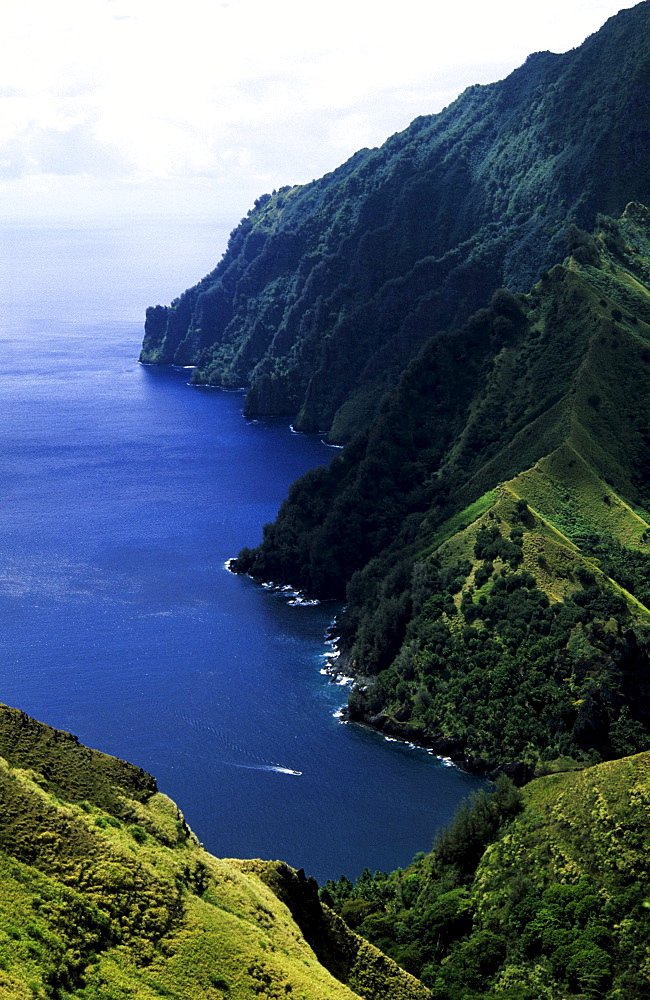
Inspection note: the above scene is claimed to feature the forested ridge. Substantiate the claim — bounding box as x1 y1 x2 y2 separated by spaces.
130 5 650 996
141 2 650 442
235 203 650 777
320 754 650 999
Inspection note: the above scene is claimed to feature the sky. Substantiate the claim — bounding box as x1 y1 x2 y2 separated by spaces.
0 0 640 222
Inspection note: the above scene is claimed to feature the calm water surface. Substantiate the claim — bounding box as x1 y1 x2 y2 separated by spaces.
0 220 483 882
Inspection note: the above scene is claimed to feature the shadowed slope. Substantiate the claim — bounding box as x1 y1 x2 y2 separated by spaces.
235 205 650 774
141 3 650 441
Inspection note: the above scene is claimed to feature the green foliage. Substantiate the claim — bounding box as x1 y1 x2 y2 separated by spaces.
235 201 650 772
326 755 650 999
0 707 427 1000
425 491 500 554
473 524 523 567
141 3 650 443
350 563 650 768
434 776 523 874
576 531 650 609
0 703 156 816
321 777 522 986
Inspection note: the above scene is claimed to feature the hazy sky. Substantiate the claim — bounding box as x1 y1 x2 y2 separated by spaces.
0 0 639 221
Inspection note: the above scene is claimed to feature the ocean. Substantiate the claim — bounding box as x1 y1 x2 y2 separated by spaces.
0 218 482 882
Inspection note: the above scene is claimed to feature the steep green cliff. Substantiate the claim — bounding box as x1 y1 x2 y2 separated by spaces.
323 753 650 999
0 704 427 1000
141 2 650 441
235 204 650 775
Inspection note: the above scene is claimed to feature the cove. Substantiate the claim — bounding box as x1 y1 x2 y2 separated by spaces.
0 219 484 883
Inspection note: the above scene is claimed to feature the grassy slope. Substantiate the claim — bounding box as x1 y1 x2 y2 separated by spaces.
0 705 427 1000
326 754 650 999
337 204 650 771
434 202 650 605
464 752 650 997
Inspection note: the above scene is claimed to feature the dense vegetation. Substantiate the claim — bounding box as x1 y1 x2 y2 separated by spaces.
0 704 427 1000
321 753 650 999
49 5 650 997
141 2 650 442
5 705 650 998
235 204 650 775
4 707 650 998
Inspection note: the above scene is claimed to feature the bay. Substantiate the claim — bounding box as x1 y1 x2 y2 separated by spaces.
0 219 483 883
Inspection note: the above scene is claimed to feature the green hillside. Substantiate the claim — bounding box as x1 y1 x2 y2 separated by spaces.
96 6 650 997
4 710 650 998
322 753 650 999
140 2 650 442
0 704 427 1000
234 204 650 775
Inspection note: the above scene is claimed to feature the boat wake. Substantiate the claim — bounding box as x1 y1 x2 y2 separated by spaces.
227 763 302 776
149 699 302 776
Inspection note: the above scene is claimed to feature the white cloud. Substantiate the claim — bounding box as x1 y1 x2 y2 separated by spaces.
0 0 639 219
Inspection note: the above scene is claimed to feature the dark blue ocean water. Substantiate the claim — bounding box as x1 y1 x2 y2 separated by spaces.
0 220 482 882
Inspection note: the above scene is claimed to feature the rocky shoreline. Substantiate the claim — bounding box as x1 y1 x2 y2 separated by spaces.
233 571 535 785
322 645 534 785
345 706 534 785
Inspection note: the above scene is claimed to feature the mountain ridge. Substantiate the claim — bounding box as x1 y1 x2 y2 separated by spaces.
234 203 650 776
140 1 650 442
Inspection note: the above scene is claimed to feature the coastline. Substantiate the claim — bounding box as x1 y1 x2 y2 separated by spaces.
224 559 322 605
320 639 532 784
343 699 533 784
226 559 518 781
318 644 484 778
